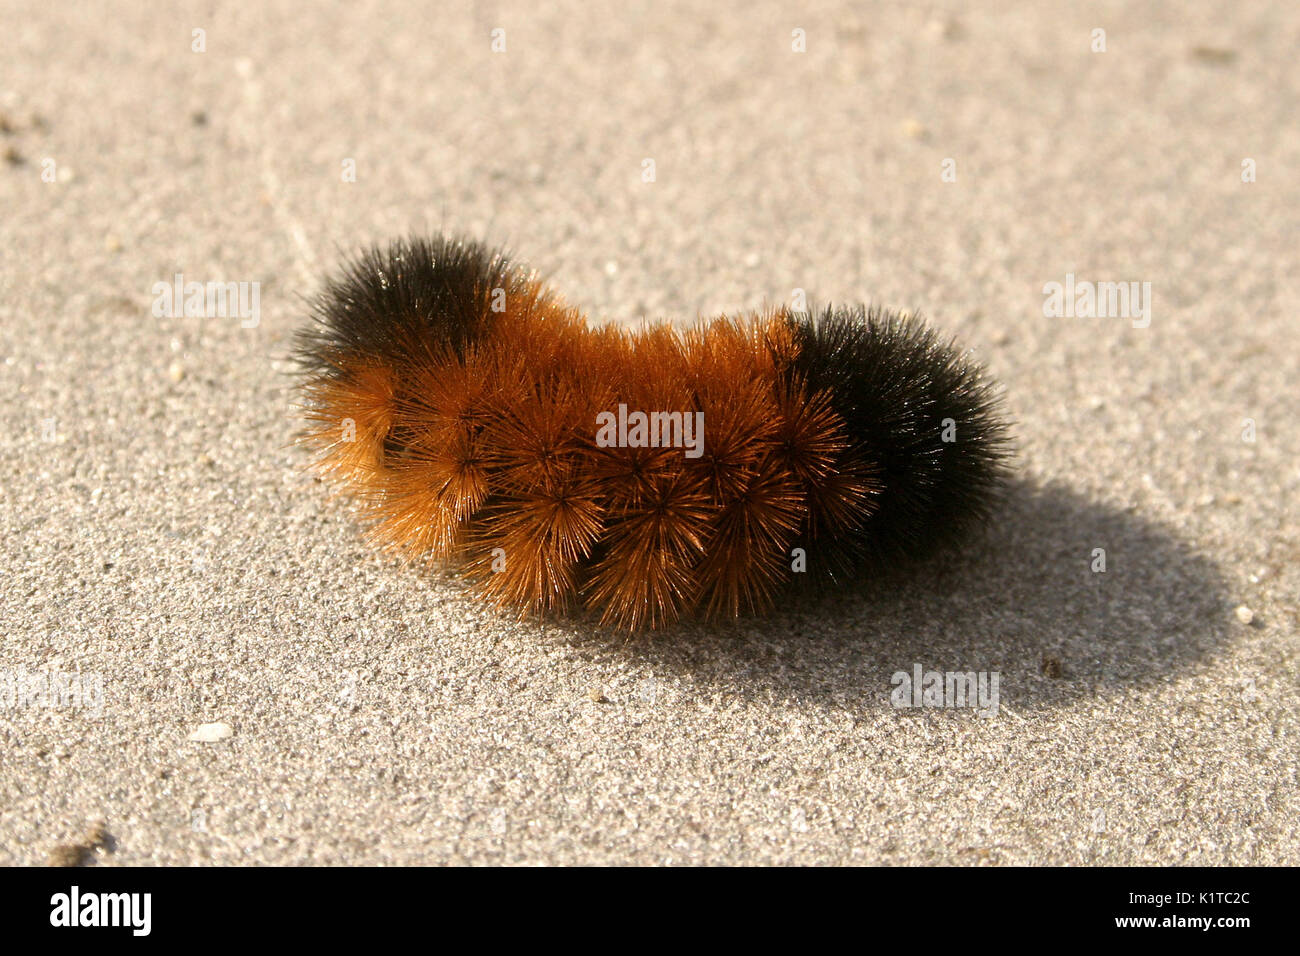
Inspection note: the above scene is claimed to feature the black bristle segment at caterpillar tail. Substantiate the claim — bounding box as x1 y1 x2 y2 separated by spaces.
779 304 1012 580
295 236 1011 631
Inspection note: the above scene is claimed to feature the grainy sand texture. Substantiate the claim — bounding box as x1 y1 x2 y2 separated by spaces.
1 1 1296 864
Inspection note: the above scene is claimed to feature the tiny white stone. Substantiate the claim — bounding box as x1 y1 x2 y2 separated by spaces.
1234 605 1254 625
189 722 233 742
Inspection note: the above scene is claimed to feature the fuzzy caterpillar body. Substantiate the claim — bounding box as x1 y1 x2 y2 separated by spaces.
296 236 1010 630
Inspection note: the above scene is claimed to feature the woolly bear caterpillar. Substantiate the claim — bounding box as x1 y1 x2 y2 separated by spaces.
295 235 1010 630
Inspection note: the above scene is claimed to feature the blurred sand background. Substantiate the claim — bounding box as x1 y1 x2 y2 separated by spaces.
0 1 1296 864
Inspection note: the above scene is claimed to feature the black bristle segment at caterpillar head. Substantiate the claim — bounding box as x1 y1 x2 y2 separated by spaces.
294 235 574 495
782 305 1012 578
295 235 526 378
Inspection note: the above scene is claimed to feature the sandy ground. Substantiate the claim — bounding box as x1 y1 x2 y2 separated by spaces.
1 0 1296 865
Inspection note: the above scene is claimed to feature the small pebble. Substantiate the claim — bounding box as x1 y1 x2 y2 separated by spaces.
189 722 233 742
168 361 185 383
46 844 88 867
1234 605 1254 626
902 118 928 140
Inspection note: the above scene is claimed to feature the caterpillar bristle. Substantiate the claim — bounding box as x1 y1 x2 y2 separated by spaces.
783 305 1012 577
296 235 1011 631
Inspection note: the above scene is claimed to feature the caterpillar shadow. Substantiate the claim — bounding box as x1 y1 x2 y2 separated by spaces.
583 480 1234 715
